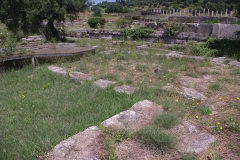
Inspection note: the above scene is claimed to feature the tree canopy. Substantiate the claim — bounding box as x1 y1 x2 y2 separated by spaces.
0 0 87 40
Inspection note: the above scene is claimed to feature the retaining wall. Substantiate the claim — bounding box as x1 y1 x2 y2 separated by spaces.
67 23 240 44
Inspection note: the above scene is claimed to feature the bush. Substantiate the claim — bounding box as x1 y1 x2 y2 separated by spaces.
205 38 240 60
153 113 179 129
186 42 217 57
92 7 102 17
124 28 154 40
1 34 17 56
115 18 133 29
135 126 176 150
87 17 106 29
164 18 184 36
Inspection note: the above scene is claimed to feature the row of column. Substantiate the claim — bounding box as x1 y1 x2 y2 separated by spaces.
152 9 234 17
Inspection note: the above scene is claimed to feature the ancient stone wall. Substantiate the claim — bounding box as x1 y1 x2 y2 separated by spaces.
64 23 240 44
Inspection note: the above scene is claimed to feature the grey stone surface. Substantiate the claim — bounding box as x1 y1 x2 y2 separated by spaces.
102 100 163 130
48 66 67 75
172 121 215 154
48 126 101 160
229 60 240 67
94 79 116 89
69 72 93 81
114 85 135 95
211 57 227 64
181 87 206 101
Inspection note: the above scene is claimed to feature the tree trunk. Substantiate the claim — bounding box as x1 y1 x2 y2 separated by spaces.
47 21 60 41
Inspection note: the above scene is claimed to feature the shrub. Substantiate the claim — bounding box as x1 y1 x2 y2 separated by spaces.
115 18 133 29
87 17 106 29
135 126 176 150
92 7 102 17
153 113 179 129
164 18 184 36
124 28 154 40
1 34 17 56
205 38 240 60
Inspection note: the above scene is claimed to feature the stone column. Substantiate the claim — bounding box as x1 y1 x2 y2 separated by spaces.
208 9 209 16
166 10 168 16
221 11 223 17
226 9 228 17
216 10 218 17
177 9 178 16
195 10 197 16
163 9 164 16
212 11 214 16
180 10 181 16
184 10 185 16
199 10 201 16
173 9 175 16
203 8 205 16
230 11 232 17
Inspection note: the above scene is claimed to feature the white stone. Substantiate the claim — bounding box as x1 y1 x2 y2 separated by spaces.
48 66 67 75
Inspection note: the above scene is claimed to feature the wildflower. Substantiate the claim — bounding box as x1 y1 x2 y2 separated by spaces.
219 126 223 130
150 79 152 82
22 95 25 98
175 99 179 102
219 97 222 100
217 122 221 125
196 102 199 105
237 97 240 100
196 115 199 119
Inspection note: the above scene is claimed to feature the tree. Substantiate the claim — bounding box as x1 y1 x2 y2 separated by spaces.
231 0 240 17
92 7 102 17
0 0 87 41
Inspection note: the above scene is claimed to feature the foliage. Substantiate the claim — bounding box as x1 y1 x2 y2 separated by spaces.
115 18 133 29
1 34 17 56
135 126 176 150
0 0 87 41
205 38 240 61
124 28 154 40
105 3 129 13
153 113 179 129
186 42 218 57
164 19 184 36
87 17 106 29
92 6 102 17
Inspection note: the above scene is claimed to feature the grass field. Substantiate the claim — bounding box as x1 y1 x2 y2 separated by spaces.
1 39 240 159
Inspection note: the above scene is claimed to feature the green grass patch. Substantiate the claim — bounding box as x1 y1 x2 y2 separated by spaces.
180 153 196 160
198 105 212 116
101 128 129 160
0 65 144 159
135 126 176 151
153 113 179 129
208 83 221 91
